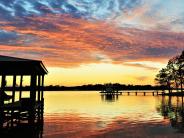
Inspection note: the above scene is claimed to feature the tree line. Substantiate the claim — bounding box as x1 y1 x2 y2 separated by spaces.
4 83 166 91
42 83 164 91
155 50 184 93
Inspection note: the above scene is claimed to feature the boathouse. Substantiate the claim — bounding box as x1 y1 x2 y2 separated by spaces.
0 55 48 128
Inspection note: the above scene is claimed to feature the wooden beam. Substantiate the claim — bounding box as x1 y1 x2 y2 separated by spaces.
29 74 37 124
152 92 154 96
19 75 23 101
144 92 146 96
41 75 44 122
0 75 5 127
0 75 6 105
11 75 16 127
41 75 44 101
30 74 37 103
38 75 41 102
12 75 16 103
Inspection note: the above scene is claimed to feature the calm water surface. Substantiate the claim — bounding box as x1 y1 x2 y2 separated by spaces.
43 91 184 138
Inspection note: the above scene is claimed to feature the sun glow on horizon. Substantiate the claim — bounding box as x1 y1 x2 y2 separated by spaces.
44 62 166 86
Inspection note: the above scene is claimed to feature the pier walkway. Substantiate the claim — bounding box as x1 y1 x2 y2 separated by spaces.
100 91 165 96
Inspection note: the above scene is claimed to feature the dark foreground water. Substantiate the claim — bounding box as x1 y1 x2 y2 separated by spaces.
42 91 184 138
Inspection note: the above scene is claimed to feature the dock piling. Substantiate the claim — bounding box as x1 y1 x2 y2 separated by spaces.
152 92 154 96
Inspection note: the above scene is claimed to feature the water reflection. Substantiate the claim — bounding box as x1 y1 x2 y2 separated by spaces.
0 121 43 138
41 92 184 137
101 94 119 102
157 96 184 133
2 92 184 137
0 94 44 138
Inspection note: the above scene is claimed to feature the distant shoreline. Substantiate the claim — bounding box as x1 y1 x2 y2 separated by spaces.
4 84 166 91
43 89 162 91
43 84 166 91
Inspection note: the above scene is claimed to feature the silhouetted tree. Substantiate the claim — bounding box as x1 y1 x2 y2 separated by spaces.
167 57 179 91
155 68 172 93
155 50 184 92
176 51 184 92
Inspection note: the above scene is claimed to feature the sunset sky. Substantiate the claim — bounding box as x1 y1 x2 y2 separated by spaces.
0 0 184 86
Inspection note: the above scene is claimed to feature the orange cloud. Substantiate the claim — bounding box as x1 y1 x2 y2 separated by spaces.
0 14 183 68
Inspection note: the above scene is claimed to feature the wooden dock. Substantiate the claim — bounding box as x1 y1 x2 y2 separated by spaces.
100 91 122 95
160 92 184 96
121 91 164 96
100 91 165 96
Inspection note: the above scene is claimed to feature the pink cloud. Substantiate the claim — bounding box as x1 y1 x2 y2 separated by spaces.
0 14 183 67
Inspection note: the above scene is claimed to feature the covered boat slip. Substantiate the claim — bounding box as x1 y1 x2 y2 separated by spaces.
0 55 47 128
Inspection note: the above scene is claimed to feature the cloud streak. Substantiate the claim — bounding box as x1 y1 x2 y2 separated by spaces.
0 1 184 69
1 0 184 31
0 13 184 67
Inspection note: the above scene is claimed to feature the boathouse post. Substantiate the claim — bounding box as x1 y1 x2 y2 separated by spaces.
29 74 37 124
11 75 17 126
0 75 6 127
37 75 41 102
0 75 6 104
37 75 41 120
19 75 23 100
41 75 45 121
12 75 16 103
41 75 44 101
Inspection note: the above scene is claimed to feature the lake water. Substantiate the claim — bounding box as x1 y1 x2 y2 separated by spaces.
42 91 184 138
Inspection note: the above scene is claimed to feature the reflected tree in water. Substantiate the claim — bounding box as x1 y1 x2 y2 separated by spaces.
157 96 184 133
0 122 43 138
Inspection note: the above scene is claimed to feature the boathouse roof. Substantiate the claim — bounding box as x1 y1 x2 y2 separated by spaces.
0 55 48 75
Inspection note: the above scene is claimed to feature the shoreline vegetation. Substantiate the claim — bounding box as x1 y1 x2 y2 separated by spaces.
43 84 165 91
4 84 166 91
155 50 184 95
